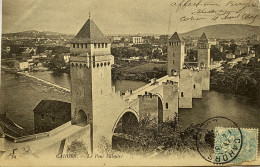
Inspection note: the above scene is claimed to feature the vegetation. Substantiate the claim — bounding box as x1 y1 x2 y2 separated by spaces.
210 46 226 61
211 57 260 99
111 114 214 157
67 140 89 157
112 62 167 82
48 54 69 73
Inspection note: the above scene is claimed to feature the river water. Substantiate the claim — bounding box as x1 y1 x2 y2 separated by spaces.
1 71 259 139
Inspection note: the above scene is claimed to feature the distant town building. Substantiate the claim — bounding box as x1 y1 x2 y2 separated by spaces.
63 53 70 63
226 53 236 59
20 47 37 57
235 45 250 56
33 100 71 133
14 61 29 71
113 36 122 41
132 36 143 44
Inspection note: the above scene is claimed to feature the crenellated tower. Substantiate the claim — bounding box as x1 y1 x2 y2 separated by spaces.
197 33 211 90
197 33 210 68
167 32 185 76
70 18 114 130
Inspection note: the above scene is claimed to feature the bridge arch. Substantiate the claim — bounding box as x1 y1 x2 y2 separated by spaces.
153 93 163 124
112 109 139 134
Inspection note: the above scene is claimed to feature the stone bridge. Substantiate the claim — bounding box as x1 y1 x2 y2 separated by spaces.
0 18 211 157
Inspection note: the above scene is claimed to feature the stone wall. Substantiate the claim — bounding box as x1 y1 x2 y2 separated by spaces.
201 68 210 91
179 69 193 108
162 80 178 121
138 93 160 122
192 70 202 98
34 113 70 134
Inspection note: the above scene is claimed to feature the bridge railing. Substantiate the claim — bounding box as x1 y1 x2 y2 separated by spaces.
12 121 72 143
14 132 50 143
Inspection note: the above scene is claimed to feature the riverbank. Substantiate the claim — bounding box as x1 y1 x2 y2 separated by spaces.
210 58 260 100
112 62 167 82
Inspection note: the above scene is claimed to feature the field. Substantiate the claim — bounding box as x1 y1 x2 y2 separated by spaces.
122 62 166 73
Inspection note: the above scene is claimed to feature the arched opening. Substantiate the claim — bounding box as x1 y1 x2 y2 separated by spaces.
158 96 163 124
112 111 139 151
113 112 138 135
76 109 88 126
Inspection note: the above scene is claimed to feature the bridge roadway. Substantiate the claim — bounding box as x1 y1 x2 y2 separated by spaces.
124 75 178 105
2 121 90 158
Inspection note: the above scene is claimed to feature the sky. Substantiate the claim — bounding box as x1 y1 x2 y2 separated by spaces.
2 0 260 35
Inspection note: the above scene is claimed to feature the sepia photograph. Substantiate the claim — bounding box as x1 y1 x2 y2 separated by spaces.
0 0 260 166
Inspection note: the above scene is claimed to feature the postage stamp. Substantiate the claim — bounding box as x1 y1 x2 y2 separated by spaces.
196 116 243 164
214 127 258 165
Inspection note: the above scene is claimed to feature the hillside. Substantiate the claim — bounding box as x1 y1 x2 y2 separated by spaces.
181 24 260 39
2 30 74 39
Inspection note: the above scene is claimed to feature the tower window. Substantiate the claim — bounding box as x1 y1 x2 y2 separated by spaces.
102 43 104 48
77 44 79 48
97 63 99 67
94 43 97 48
105 43 107 48
181 92 184 97
81 43 83 48
173 60 175 64
166 103 168 109
85 44 87 48
93 56 95 62
193 84 196 89
73 43 75 48
98 44 100 48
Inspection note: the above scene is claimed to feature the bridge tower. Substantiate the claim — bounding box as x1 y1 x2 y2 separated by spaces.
167 32 192 108
69 17 113 153
167 32 185 76
197 33 211 90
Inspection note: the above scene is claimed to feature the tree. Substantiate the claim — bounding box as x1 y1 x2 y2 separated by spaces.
186 49 197 62
210 46 225 61
49 54 66 73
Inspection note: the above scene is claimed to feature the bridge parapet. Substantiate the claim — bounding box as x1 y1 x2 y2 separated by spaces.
162 80 179 86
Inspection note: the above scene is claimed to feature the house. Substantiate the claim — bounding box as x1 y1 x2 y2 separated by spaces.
33 100 71 134
14 61 29 71
226 53 236 59
63 53 70 63
132 36 143 44
235 45 250 56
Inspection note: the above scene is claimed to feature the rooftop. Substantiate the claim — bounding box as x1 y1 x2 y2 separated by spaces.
198 33 209 43
70 19 111 44
169 32 184 42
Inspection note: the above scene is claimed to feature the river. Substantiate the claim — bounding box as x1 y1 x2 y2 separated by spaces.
1 71 259 139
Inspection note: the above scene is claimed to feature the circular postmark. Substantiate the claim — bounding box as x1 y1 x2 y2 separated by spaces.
196 116 243 164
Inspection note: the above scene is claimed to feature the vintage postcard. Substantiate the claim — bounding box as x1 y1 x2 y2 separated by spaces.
0 0 260 166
